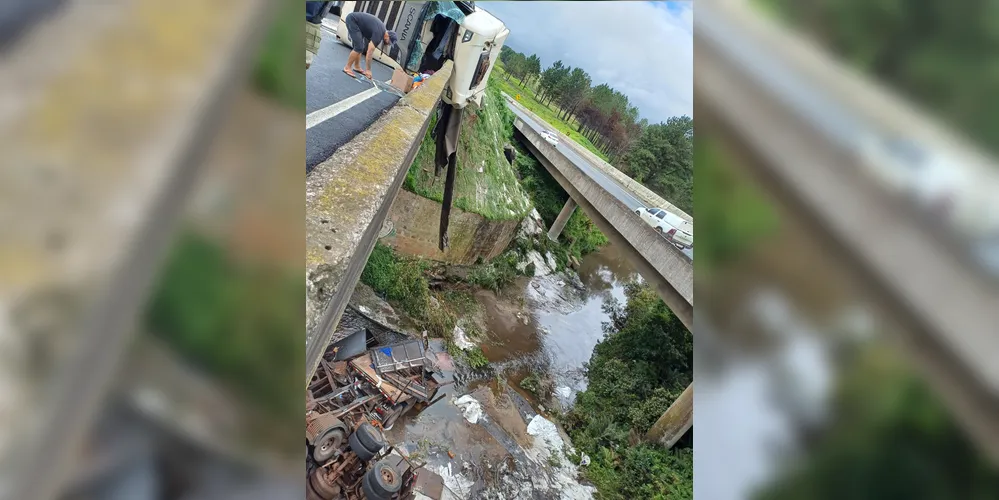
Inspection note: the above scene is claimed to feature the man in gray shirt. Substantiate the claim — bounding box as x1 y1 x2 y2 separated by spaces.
343 11 398 78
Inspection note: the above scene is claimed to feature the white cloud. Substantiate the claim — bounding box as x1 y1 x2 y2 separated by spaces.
482 1 693 123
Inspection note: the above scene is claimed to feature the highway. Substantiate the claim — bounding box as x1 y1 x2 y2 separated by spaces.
504 98 695 260
306 16 400 172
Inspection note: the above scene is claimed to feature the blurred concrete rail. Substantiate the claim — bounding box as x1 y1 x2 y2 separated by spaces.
0 1 274 499
695 0 999 463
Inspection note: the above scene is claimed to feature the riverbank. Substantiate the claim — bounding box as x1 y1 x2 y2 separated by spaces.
355 214 685 496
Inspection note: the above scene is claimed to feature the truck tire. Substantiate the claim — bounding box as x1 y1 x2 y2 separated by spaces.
310 468 341 500
353 422 387 455
362 460 402 499
307 414 348 463
348 431 377 462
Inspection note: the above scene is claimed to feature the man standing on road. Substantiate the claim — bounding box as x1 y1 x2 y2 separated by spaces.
342 11 397 79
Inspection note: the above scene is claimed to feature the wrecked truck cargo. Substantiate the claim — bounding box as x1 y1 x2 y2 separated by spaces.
306 329 453 499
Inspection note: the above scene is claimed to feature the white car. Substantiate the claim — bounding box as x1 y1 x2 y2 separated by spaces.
635 207 693 249
540 129 559 147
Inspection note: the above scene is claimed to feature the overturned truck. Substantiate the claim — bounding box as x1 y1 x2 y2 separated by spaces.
306 329 453 499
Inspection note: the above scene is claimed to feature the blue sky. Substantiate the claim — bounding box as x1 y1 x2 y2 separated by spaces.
483 1 693 123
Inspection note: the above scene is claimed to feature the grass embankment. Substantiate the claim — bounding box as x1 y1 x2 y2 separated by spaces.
404 79 531 220
564 282 693 499
360 243 527 368
492 66 609 162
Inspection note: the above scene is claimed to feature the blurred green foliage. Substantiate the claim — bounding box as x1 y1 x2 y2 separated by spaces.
758 0 999 153
145 230 302 423
756 345 999 499
694 137 780 272
565 282 693 499
253 1 304 108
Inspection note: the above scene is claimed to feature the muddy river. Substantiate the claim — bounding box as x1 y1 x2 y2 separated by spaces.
378 243 639 499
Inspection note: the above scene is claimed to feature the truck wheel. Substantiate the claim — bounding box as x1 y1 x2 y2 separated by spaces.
381 403 408 431
312 427 346 463
348 431 377 462
354 422 387 455
310 469 341 500
362 460 402 499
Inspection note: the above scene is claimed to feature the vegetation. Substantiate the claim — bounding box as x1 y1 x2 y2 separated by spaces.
693 137 780 272
404 77 531 220
493 65 608 161
360 243 509 368
253 0 304 108
145 231 302 426
467 250 524 291
756 0 999 155
360 243 432 319
515 144 609 262
564 282 693 499
756 344 999 499
498 47 694 214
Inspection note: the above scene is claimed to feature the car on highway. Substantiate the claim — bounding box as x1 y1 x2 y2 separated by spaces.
540 129 559 147
636 207 693 249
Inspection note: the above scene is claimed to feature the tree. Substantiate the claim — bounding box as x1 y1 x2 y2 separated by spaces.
556 67 592 122
565 281 693 499
624 115 694 213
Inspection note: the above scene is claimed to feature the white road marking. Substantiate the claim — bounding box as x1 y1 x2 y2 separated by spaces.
306 80 392 130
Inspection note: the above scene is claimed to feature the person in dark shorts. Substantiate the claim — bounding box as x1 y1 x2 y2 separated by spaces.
342 11 397 78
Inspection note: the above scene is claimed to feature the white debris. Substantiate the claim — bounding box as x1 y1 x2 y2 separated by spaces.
526 414 564 452
454 395 483 424
437 462 475 499
556 386 572 399
579 453 591 467
452 325 476 351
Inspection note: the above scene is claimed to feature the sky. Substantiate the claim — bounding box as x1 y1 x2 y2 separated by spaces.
483 1 693 123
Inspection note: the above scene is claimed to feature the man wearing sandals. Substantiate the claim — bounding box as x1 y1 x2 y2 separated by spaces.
342 11 398 79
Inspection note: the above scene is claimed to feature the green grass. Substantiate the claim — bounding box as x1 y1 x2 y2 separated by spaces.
253 1 305 109
404 78 531 220
492 66 609 162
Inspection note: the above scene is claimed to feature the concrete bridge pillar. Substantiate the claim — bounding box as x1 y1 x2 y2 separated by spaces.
646 382 692 448
547 197 578 242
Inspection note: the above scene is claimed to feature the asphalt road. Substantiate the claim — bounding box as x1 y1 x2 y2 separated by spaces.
506 101 695 260
306 17 400 173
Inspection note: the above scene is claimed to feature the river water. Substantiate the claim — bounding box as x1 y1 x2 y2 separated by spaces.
381 243 640 498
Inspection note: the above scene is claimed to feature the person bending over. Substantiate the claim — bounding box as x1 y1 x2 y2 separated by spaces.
342 11 397 78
